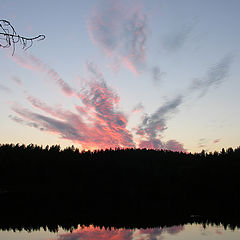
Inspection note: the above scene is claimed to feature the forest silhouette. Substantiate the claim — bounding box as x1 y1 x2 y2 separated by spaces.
0 143 240 231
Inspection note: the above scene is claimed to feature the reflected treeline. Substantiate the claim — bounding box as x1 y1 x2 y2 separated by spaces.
0 144 240 231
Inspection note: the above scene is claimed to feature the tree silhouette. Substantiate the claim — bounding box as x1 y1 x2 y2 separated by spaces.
0 144 240 230
0 19 45 55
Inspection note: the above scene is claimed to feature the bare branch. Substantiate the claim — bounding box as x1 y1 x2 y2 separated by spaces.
0 19 45 55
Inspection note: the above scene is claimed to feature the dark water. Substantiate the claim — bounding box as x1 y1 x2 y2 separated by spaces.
0 224 240 240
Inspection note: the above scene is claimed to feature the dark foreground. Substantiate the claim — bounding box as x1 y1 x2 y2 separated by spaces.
0 144 240 231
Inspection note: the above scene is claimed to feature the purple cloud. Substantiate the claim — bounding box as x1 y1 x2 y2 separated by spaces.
11 76 22 85
10 63 135 150
87 0 148 74
190 55 233 97
151 66 166 84
0 83 10 92
13 54 74 96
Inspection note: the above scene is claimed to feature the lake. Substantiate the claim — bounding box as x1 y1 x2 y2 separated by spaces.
0 224 240 240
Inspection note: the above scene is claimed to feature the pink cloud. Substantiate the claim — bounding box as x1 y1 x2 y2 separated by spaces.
12 54 74 96
213 138 221 144
165 140 185 152
132 103 144 113
122 57 139 75
22 85 184 151
12 54 37 71
10 55 185 152
138 139 163 149
136 96 186 152
138 139 185 152
87 0 147 74
11 76 22 85
11 65 135 150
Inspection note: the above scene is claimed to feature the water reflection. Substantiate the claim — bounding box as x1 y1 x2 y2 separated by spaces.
0 224 240 240
52 225 184 240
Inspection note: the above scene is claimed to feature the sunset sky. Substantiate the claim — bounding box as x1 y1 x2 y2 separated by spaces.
0 0 239 153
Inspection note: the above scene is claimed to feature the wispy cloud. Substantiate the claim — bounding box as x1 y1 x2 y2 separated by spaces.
87 0 148 74
138 139 185 152
132 102 144 113
11 76 22 85
11 105 82 140
165 140 186 152
9 53 187 151
162 24 194 52
12 54 37 71
213 138 221 144
151 66 166 84
9 114 44 130
10 45 232 152
13 54 74 96
190 55 233 97
136 55 233 151
136 96 186 151
10 63 135 150
137 96 183 139
198 138 207 149
0 83 10 92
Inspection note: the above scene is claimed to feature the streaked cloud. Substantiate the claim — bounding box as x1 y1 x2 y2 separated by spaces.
164 140 186 152
13 54 74 96
0 83 10 92
137 55 233 151
139 139 185 152
10 63 135 150
190 55 233 97
198 138 207 149
87 0 148 74
137 96 183 139
11 76 22 85
11 105 82 140
136 96 186 151
9 47 232 152
162 24 194 52
9 114 44 130
132 102 144 113
213 138 221 144
151 66 166 84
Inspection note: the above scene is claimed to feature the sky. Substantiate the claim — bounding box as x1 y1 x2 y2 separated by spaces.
0 0 239 153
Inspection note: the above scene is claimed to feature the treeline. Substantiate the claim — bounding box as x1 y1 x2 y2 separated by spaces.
0 143 240 230
0 143 239 192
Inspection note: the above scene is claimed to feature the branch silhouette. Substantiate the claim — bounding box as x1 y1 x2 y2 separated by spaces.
0 19 45 55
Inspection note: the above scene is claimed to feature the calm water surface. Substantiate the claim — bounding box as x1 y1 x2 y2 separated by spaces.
0 224 240 240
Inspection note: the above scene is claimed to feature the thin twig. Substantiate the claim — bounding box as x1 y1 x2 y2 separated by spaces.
0 19 45 55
